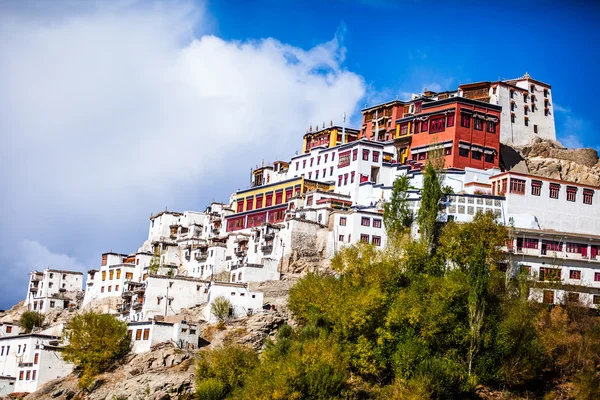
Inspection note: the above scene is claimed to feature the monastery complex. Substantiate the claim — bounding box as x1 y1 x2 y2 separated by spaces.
2 73 599 396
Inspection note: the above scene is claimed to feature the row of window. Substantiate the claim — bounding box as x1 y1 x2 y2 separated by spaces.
513 239 599 258
100 284 119 293
500 178 595 204
337 172 356 186
521 265 600 283
101 269 131 281
459 114 497 132
360 234 382 246
239 187 300 212
458 148 495 163
307 166 335 180
338 216 382 228
18 369 37 381
541 289 600 305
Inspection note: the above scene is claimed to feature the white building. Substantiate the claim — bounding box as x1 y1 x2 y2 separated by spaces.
458 73 556 146
205 282 264 322
0 334 73 395
127 320 199 354
24 269 83 314
82 252 151 311
0 323 20 338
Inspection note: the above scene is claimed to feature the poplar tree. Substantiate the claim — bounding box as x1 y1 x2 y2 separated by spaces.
417 161 444 256
383 175 413 237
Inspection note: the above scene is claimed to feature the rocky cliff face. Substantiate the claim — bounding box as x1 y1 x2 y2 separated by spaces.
503 138 600 186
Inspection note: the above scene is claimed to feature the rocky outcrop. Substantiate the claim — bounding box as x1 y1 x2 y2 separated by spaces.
22 342 197 400
505 138 600 187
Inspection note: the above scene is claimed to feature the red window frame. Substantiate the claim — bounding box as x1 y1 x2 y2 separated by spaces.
531 180 542 196
255 194 263 209
509 178 526 194
344 173 348 185
246 197 254 211
460 114 470 128
338 175 343 186
275 191 283 205
569 270 581 280
486 121 496 133
583 189 594 205
447 114 455 127
567 186 577 202
372 236 382 246
360 234 369 243
339 217 346 226
430 116 445 133
237 199 244 212
285 188 293 201
373 151 380 162
265 192 274 207
361 217 370 226
373 219 382 228
353 149 358 160
421 120 428 131
474 118 483 130
549 183 560 199
362 149 370 161
351 171 355 183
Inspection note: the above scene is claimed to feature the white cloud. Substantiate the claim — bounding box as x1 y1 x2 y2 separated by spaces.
0 1 366 307
16 240 86 274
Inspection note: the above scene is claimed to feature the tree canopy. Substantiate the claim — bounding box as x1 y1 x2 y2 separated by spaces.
62 311 131 389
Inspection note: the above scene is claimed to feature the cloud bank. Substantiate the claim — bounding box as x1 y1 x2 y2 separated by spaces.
0 0 366 307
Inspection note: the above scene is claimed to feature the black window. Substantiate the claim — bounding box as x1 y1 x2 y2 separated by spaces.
472 151 482 160
485 153 494 163
459 148 469 157
474 119 483 130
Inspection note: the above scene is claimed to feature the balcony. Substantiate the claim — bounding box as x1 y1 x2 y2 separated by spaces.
195 253 208 261
121 291 133 298
212 228 220 234
264 232 275 240
235 249 247 257
261 245 273 253
132 303 143 311
134 286 146 294
30 287 38 292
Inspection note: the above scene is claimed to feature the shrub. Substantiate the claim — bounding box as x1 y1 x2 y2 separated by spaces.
62 311 130 389
195 344 258 398
19 311 44 333
210 296 232 323
196 378 226 400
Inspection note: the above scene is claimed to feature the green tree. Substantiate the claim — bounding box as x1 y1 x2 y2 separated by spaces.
148 247 160 275
196 344 258 399
62 311 130 388
211 296 232 324
383 175 413 237
439 211 509 377
19 311 44 333
417 161 444 257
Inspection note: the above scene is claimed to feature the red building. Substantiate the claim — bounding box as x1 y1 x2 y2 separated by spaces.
396 97 502 170
359 100 407 141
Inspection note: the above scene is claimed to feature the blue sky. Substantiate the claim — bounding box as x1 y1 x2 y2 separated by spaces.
0 0 598 309
209 0 600 148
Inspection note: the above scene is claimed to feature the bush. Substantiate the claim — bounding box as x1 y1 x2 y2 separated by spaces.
196 378 226 400
196 344 258 398
62 311 130 388
210 296 232 323
19 311 44 333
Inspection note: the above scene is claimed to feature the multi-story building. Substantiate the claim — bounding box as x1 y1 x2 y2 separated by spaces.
458 73 555 146
24 269 83 314
303 124 359 154
489 172 600 307
0 334 73 395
